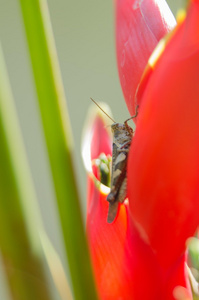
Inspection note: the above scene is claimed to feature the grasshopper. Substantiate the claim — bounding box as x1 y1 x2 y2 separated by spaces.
90 98 138 223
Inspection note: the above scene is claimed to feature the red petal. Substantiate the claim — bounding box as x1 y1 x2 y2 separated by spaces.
86 178 128 300
128 0 199 266
90 116 112 160
115 0 176 116
87 187 167 299
82 103 112 180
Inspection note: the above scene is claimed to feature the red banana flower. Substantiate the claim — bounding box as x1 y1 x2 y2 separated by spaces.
83 0 199 299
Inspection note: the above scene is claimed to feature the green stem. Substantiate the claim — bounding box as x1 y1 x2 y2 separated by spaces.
0 46 52 300
18 1 98 299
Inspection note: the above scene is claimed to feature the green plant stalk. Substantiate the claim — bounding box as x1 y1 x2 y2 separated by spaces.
0 46 52 300
18 1 98 299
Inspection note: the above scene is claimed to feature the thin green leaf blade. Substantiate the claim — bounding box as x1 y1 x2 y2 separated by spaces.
18 0 98 299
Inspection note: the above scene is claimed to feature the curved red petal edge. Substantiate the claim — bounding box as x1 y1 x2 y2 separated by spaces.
82 103 112 180
86 178 129 299
128 0 199 267
115 0 176 116
90 116 112 161
90 115 112 179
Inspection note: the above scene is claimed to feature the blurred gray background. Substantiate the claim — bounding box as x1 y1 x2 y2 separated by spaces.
0 0 185 299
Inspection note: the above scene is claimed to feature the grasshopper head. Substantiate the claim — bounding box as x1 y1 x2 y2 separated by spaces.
111 123 133 136
111 122 126 132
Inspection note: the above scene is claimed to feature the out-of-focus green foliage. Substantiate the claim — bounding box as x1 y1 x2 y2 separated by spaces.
0 45 52 300
18 0 98 299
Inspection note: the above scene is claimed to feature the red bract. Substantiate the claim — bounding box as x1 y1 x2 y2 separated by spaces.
116 0 176 116
128 0 199 268
83 107 190 299
87 179 129 300
83 0 199 299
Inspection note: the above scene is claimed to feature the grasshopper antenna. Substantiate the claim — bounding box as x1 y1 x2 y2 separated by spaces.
90 97 116 123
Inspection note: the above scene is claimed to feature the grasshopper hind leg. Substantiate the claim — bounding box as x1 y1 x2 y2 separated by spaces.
107 178 127 223
107 201 119 223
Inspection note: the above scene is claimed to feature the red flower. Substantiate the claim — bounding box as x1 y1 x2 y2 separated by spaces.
83 108 191 300
83 0 199 299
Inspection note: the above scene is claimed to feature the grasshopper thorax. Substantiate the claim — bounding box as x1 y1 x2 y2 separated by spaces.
111 122 133 147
